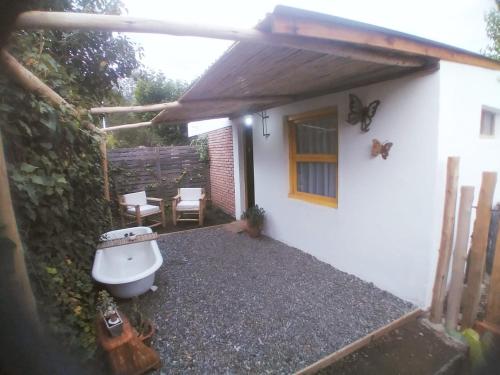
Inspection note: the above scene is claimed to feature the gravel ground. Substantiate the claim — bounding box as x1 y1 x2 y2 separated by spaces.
133 226 415 374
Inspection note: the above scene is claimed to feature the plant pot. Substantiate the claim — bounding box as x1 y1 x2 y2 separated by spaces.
245 221 262 238
137 319 155 346
103 310 123 337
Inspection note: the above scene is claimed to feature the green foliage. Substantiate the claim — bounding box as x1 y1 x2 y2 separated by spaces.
96 290 117 318
190 135 209 162
134 71 188 105
13 0 140 107
107 70 190 148
241 205 266 229
0 33 115 360
484 7 500 60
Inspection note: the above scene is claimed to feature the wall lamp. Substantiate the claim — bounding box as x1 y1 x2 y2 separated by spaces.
244 115 253 127
258 111 270 138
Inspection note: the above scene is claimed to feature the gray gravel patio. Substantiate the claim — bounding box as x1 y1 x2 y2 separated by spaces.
135 226 415 374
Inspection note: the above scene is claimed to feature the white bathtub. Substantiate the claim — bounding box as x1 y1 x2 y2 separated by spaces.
92 227 163 299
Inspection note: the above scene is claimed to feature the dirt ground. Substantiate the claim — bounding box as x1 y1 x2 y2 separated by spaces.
318 319 466 375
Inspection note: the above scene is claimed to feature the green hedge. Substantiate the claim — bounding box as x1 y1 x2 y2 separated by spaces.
0 76 109 358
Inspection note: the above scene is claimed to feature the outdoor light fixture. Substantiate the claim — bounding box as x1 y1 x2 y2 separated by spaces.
244 115 253 127
258 111 270 138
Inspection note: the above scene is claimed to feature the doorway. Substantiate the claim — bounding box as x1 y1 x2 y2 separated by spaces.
244 124 255 209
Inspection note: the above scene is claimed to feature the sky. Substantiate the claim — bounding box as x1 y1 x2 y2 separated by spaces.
120 0 497 135
121 0 497 82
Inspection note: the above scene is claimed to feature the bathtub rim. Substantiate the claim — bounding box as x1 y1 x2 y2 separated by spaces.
92 227 163 285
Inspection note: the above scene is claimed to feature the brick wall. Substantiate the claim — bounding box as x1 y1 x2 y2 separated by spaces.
207 126 235 217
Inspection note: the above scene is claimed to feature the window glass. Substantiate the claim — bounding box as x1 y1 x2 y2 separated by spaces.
295 115 338 154
480 110 496 137
297 162 337 198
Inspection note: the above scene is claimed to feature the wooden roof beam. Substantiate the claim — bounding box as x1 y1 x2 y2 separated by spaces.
15 11 426 68
270 14 500 71
102 121 152 132
90 96 293 114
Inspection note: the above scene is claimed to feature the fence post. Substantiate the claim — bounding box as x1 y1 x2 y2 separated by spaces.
0 130 39 324
486 225 500 325
100 137 110 201
155 147 162 198
430 156 459 323
461 172 497 328
445 186 475 331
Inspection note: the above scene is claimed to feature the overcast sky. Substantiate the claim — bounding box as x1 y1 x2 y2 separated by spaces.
121 0 497 82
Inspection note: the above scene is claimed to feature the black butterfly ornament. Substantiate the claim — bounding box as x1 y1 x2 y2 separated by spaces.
347 94 380 132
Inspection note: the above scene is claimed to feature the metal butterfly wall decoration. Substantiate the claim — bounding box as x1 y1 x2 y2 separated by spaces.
347 94 380 132
371 139 393 160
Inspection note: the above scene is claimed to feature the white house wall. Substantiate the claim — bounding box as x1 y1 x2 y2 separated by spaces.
234 71 442 306
437 61 500 205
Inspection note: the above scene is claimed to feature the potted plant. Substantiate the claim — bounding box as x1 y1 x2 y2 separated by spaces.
241 205 265 237
97 290 123 337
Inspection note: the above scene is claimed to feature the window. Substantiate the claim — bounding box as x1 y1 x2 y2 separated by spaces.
480 108 497 137
287 107 338 207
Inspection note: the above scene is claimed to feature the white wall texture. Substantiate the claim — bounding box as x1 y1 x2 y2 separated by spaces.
231 64 500 307
232 71 441 306
436 62 500 204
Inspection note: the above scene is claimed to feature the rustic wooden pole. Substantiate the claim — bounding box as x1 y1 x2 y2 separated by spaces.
15 11 426 68
102 121 152 132
485 225 500 325
0 130 38 323
0 49 69 108
445 186 475 331
461 172 497 328
0 49 102 134
90 96 292 114
430 156 460 323
99 138 110 201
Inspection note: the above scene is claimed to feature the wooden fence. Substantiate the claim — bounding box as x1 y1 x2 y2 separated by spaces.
108 146 209 202
430 157 500 334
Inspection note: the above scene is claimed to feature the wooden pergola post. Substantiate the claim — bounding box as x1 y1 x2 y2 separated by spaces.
461 172 497 328
485 225 500 325
99 136 110 202
430 156 459 323
445 186 474 331
0 130 38 323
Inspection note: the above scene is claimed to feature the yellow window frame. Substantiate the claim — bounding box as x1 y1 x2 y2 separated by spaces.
287 107 338 208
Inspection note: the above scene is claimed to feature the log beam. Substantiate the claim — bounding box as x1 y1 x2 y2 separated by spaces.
102 121 152 132
1 49 70 109
90 96 292 115
0 49 102 133
0 130 39 325
15 11 426 68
